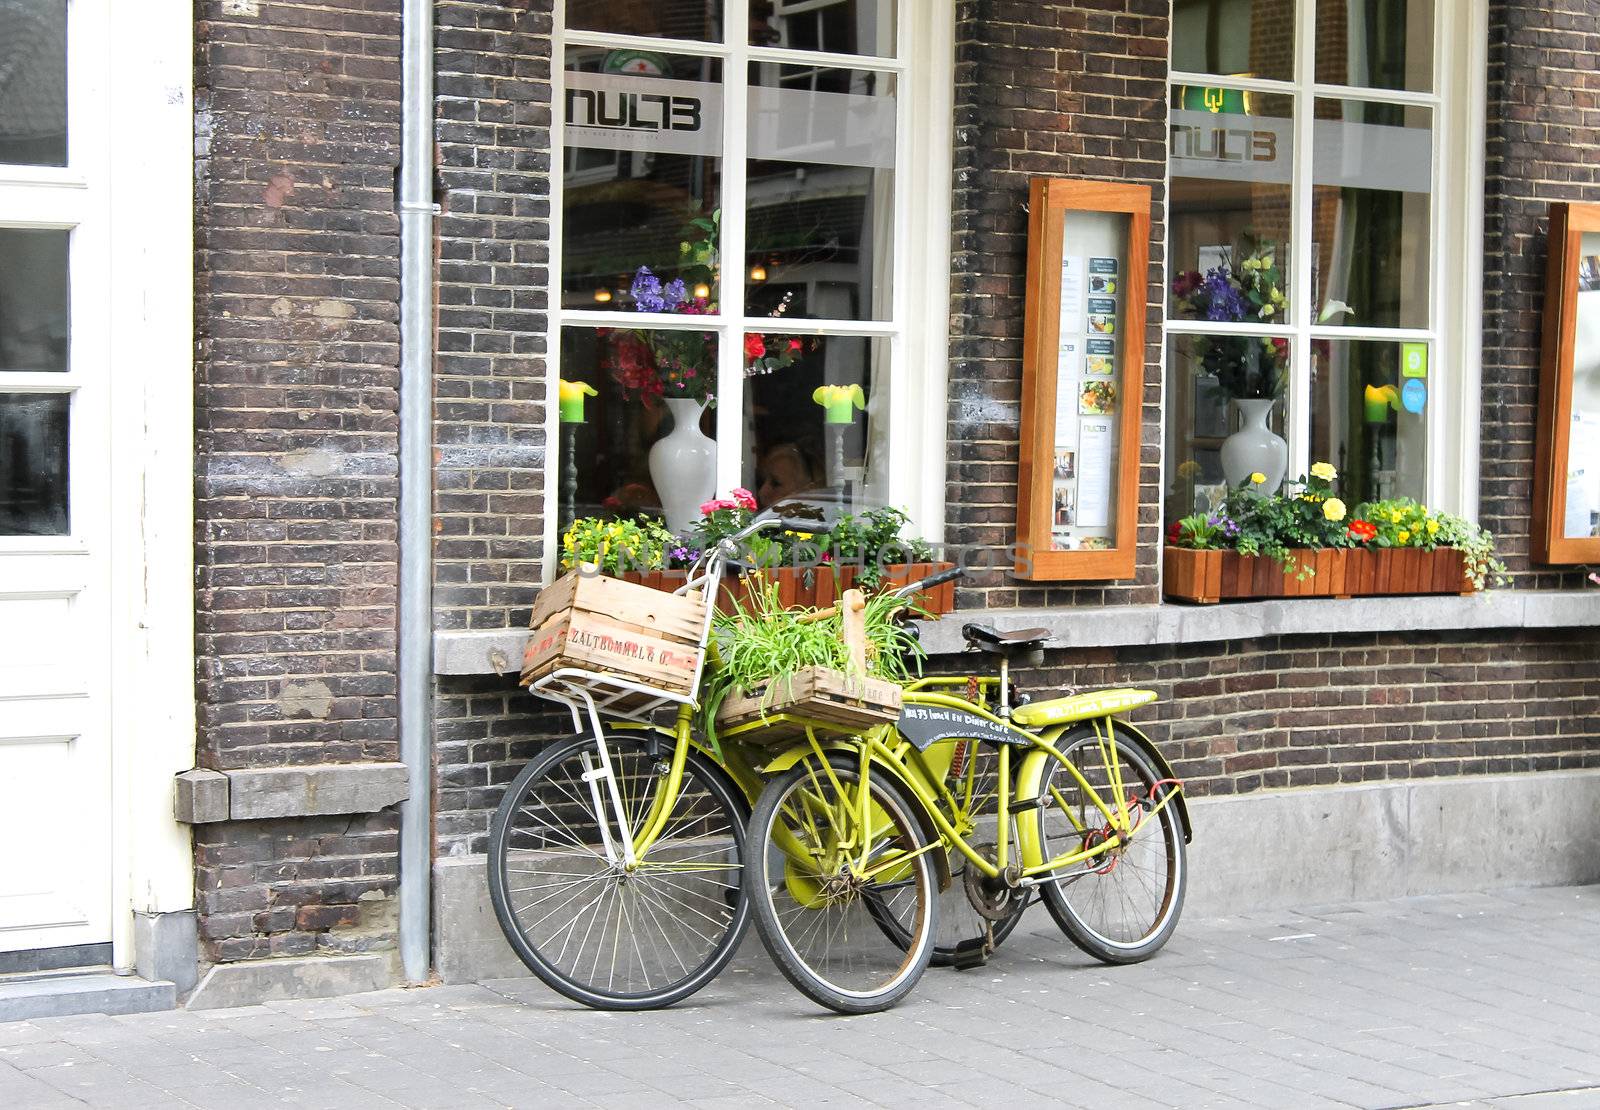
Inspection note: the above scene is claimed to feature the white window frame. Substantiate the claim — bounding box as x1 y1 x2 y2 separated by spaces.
1166 0 1486 516
543 0 954 579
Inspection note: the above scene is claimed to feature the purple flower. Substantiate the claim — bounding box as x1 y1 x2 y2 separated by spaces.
1201 267 1248 322
662 278 688 310
631 267 666 313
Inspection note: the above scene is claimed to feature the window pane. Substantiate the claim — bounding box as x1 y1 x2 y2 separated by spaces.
1310 337 1426 505
741 332 889 512
556 326 717 536
1567 235 1600 539
1315 0 1433 92
566 0 722 43
1169 91 1294 324
561 50 723 312
0 228 69 373
0 392 68 535
749 0 895 58
1171 0 1295 82
0 0 66 167
1164 334 1293 522
1312 99 1431 329
746 65 895 320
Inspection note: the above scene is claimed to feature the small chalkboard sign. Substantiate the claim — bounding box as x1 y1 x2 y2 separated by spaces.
895 704 1032 751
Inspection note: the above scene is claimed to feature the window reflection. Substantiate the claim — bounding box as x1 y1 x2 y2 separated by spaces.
1315 0 1433 92
0 392 68 536
566 0 722 43
749 0 894 57
1311 99 1431 329
0 0 67 167
1310 338 1426 504
743 333 888 511
561 50 723 310
746 65 895 320
1168 91 1294 322
0 228 69 373
1170 0 1296 81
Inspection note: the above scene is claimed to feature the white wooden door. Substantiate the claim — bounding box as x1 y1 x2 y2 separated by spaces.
0 0 113 955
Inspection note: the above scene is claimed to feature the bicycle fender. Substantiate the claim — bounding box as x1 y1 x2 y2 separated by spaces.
759 743 954 893
1013 721 1192 864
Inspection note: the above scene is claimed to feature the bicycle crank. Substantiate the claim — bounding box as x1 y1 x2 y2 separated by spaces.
963 844 1028 921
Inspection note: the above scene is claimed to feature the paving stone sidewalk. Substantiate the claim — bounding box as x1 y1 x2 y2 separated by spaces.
3 885 1599 1110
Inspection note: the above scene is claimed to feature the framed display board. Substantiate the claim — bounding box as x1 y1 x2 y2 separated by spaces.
1533 201 1600 564
1015 178 1150 580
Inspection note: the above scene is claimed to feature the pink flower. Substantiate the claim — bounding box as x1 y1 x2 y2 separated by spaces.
699 498 738 515
732 487 757 511
744 333 766 360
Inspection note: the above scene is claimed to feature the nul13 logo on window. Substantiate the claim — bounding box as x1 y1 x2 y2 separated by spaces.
564 70 723 158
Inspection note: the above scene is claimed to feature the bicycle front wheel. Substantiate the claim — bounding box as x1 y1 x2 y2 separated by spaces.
747 756 938 1014
1035 723 1185 963
487 733 749 1010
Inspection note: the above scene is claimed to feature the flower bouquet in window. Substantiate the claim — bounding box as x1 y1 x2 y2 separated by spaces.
1170 237 1290 400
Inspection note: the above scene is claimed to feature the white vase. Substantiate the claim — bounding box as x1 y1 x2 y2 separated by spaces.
649 397 716 534
1220 397 1288 493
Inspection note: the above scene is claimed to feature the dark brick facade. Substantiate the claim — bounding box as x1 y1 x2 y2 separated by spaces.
1482 0 1600 587
193 0 404 963
947 0 1170 611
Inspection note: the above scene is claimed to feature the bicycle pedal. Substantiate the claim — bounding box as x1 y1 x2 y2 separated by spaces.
949 937 991 971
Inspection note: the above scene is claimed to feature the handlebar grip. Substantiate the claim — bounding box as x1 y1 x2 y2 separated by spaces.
893 564 967 598
774 516 825 534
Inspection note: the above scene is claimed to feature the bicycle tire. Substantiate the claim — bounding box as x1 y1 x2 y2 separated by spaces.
747 756 938 1014
1035 723 1186 964
487 733 750 1010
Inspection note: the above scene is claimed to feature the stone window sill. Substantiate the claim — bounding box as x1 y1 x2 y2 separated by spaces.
433 590 1600 677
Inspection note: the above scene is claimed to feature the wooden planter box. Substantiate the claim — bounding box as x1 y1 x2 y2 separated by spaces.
618 562 958 616
716 666 903 745
520 568 707 704
1163 546 1475 605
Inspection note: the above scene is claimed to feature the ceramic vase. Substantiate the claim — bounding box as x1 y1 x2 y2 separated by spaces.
1220 397 1288 493
649 396 715 533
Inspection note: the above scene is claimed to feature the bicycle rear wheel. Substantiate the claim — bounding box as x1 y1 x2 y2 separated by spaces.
1035 723 1185 963
747 756 938 1014
487 733 749 1010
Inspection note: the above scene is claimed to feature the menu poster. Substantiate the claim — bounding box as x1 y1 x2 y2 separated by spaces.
1051 254 1121 550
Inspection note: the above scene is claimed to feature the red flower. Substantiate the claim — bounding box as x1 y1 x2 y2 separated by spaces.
788 338 803 352
731 487 757 511
744 333 766 359
1347 519 1377 542
1166 520 1182 545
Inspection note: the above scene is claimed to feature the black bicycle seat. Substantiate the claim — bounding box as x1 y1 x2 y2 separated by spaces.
961 623 1050 657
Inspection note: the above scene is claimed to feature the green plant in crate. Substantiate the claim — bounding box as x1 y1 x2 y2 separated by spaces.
699 578 925 741
1358 497 1508 590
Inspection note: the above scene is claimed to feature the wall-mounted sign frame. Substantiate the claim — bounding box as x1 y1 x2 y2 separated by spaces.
1533 201 1600 564
1016 178 1150 580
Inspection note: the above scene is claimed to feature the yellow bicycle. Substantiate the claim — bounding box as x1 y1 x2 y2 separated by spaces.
743 578 1192 1013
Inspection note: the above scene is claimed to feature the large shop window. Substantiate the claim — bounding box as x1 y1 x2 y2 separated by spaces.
1165 0 1483 521
550 0 951 547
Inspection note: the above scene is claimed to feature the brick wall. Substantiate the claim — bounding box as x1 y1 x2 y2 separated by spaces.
947 0 1170 612
1482 0 1600 587
194 0 403 963
433 0 555 633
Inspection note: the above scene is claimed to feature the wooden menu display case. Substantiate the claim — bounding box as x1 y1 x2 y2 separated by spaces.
1015 178 1151 581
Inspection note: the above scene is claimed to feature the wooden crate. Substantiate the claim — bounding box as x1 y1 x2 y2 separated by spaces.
716 666 903 744
520 568 707 700
1163 546 1474 604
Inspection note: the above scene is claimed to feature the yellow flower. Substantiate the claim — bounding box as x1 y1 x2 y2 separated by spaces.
1397 530 1410 544
1250 472 1267 485
1390 510 1404 524
1310 461 1337 482
1323 497 1346 522
1426 519 1440 536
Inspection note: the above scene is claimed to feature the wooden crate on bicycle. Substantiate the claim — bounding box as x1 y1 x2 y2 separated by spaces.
520 566 707 700
715 588 902 743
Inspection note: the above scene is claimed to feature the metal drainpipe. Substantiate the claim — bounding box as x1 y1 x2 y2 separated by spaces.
398 0 435 985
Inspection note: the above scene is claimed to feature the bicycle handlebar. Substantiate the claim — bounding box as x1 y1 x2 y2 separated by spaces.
892 564 967 599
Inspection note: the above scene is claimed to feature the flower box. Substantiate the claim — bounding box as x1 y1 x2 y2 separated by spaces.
617 562 958 616
1163 546 1475 605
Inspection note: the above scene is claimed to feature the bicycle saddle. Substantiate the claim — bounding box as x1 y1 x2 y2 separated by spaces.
961 623 1050 659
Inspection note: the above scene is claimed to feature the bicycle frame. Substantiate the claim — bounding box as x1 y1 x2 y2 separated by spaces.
760 687 1183 887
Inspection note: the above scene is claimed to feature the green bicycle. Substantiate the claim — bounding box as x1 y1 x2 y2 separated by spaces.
743 581 1193 1013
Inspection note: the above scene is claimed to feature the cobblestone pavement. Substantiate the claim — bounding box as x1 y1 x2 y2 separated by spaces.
3 885 1599 1110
